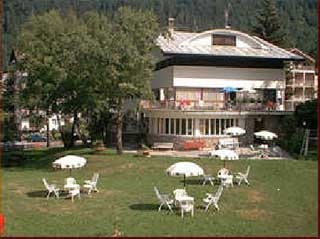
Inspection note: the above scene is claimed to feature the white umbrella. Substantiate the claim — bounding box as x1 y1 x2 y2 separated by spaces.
166 162 204 187
224 127 246 136
211 149 239 167
254 130 278 140
52 155 87 175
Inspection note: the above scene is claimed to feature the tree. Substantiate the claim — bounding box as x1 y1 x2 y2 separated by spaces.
295 100 317 129
17 10 95 148
251 0 287 46
103 7 158 154
2 66 19 142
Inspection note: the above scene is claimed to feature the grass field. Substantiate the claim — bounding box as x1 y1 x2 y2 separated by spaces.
2 147 318 236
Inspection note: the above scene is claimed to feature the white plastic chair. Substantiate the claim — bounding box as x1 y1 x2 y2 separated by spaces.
235 166 251 186
69 185 80 202
42 178 60 199
203 185 224 211
202 174 214 186
217 168 233 187
154 186 174 212
173 188 188 206
83 173 99 195
64 177 80 192
179 198 194 218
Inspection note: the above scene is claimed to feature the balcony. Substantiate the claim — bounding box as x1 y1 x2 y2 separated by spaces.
140 100 289 113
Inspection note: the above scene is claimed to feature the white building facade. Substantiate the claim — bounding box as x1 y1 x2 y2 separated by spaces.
141 24 302 149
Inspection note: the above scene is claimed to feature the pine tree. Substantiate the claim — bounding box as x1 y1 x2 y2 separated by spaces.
252 0 286 46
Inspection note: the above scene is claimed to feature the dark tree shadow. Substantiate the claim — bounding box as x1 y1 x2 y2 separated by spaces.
180 179 203 185
27 190 69 198
129 203 160 211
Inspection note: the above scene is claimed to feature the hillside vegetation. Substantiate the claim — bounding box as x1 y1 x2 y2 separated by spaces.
3 0 317 69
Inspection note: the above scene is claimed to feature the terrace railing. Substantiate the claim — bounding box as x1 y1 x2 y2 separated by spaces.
140 100 288 112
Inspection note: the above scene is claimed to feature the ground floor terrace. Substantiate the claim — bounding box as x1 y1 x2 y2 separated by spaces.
142 109 292 150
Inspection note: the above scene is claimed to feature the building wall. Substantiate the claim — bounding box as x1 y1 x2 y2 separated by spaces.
146 114 286 149
151 66 173 89
173 66 285 89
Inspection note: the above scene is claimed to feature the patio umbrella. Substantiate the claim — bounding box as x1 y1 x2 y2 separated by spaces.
254 130 278 140
166 162 204 187
52 155 87 175
211 149 239 167
224 127 246 136
222 87 238 93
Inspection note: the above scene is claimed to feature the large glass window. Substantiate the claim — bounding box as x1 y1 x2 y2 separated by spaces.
170 119 175 134
216 119 220 135
165 118 170 134
159 118 164 134
221 119 225 134
205 119 210 135
210 119 215 135
187 119 193 135
176 119 180 135
199 119 205 135
181 119 186 135
226 119 230 128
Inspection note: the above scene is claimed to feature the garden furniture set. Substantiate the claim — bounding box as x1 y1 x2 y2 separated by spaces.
42 173 99 202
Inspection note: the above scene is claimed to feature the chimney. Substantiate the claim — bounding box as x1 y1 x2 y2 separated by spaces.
168 18 175 35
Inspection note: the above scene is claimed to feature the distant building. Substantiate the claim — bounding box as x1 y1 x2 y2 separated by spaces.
2 49 66 136
141 19 303 149
285 48 317 111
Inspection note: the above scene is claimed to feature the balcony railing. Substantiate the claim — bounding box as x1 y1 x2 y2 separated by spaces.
140 100 287 112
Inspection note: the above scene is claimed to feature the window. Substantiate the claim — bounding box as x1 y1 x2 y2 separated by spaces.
159 118 164 134
210 119 215 135
176 88 200 101
221 119 225 134
176 119 180 135
199 119 205 135
212 34 236 46
205 119 210 135
165 118 170 134
216 119 220 135
170 119 175 134
181 119 186 135
187 119 193 135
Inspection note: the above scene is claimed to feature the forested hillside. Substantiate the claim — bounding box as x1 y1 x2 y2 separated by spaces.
3 0 317 69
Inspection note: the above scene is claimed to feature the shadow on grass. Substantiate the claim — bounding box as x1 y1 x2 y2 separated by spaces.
27 190 72 198
3 145 96 171
181 179 204 185
129 203 160 211
26 190 48 198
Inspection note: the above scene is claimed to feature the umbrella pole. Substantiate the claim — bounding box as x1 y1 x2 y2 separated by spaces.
223 160 226 168
184 174 186 188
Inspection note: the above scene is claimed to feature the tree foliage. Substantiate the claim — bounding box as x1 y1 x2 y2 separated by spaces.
295 99 317 129
252 0 286 46
16 8 158 152
3 0 318 70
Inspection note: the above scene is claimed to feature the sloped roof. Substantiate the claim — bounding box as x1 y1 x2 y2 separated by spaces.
157 29 303 60
287 48 315 63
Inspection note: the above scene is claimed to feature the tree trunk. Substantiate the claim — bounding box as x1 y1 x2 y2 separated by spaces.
56 113 65 145
70 111 78 148
46 110 50 148
115 100 124 155
116 111 123 154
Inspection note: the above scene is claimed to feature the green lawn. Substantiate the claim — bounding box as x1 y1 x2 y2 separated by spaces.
2 147 318 236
